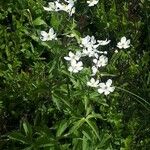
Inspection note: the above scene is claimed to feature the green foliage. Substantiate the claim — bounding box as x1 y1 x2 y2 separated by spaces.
0 0 150 149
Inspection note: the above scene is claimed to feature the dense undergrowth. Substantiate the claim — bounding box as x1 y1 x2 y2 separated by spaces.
0 0 150 149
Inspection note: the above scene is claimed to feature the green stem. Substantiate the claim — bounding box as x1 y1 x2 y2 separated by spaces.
116 86 150 111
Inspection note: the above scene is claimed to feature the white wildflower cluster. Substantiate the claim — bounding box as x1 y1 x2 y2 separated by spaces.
64 51 83 73
43 0 76 16
80 35 110 75
87 78 115 95
64 35 115 95
40 1 131 95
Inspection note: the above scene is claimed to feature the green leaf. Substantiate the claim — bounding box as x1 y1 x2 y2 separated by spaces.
82 135 89 150
69 118 85 134
33 17 46 26
56 120 68 137
22 121 32 138
86 113 103 120
8 132 30 144
85 119 100 140
51 13 62 30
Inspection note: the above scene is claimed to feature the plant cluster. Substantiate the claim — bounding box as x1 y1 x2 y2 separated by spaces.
0 0 150 149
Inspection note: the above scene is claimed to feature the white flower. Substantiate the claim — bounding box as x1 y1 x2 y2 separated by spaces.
40 28 57 41
55 0 75 16
87 0 99 6
115 50 118 53
81 35 91 48
98 79 115 95
80 35 100 58
80 35 98 49
93 55 108 67
87 78 99 87
82 48 98 58
64 51 81 61
117 36 130 49
98 39 111 46
43 2 56 11
68 59 83 73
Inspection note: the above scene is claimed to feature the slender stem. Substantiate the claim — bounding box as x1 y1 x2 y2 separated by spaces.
116 86 150 111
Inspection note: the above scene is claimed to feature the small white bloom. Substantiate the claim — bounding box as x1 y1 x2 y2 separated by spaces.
40 28 57 41
115 50 118 53
80 35 98 50
87 0 99 7
55 0 75 16
82 48 98 58
93 55 108 67
98 79 115 95
68 59 83 73
117 36 130 49
43 2 56 11
98 39 111 46
64 51 81 61
81 35 91 48
87 78 99 87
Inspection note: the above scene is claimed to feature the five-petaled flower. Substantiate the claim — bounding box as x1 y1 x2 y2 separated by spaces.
64 51 81 61
40 28 57 41
98 79 115 95
117 36 130 49
87 78 99 87
68 59 83 73
43 0 75 16
93 55 108 68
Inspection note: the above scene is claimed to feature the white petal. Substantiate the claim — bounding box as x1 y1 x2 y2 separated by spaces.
90 78 95 83
69 51 74 57
49 28 54 34
92 66 98 74
93 59 98 64
68 66 73 72
78 66 83 71
64 56 71 61
104 90 110 95
43 7 51 11
106 79 112 86
98 88 104 94
77 61 83 67
99 83 105 88
121 36 126 43
126 39 130 45
109 87 115 92
95 80 99 85
70 59 77 66
73 69 79 73
41 31 47 36
123 44 130 49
